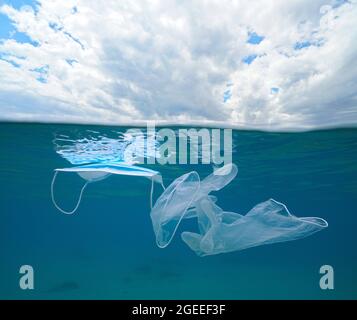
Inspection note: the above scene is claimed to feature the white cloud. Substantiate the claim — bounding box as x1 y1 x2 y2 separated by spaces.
0 0 356 129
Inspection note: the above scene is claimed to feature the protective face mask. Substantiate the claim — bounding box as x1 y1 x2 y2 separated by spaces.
51 163 164 215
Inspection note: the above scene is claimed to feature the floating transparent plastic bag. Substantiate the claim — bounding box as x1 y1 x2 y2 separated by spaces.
181 197 328 256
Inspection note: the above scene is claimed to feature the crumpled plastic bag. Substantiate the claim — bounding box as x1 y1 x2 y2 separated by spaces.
150 164 328 256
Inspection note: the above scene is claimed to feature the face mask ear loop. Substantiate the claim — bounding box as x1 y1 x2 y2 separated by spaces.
150 178 154 209
150 177 165 209
51 171 89 215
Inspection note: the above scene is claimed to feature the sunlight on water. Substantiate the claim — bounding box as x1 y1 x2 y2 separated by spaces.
53 129 159 165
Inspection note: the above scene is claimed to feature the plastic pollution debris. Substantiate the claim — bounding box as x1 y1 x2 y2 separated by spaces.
181 197 328 256
150 164 328 256
51 163 164 215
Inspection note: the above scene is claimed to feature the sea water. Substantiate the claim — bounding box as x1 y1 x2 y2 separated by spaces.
0 122 356 299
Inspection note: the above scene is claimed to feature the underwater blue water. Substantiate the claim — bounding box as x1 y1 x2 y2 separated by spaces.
0 122 356 299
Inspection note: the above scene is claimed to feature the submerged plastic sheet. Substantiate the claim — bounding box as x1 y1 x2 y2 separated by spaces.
150 171 200 248
51 163 163 215
150 163 328 256
150 164 238 247
181 197 328 256
197 164 238 199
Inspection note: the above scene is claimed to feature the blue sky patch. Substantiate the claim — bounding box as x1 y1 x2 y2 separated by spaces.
63 31 85 50
49 22 63 32
0 12 13 39
294 39 324 50
2 0 37 10
247 32 264 45
294 41 312 50
66 59 78 66
242 54 257 65
31 64 49 83
11 31 38 46
271 87 279 94
0 0 38 45
332 0 349 8
223 90 232 103
0 53 20 68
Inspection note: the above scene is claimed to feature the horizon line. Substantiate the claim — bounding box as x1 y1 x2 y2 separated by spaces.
1 118 357 133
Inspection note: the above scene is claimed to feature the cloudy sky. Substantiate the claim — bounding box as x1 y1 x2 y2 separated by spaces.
0 0 356 129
